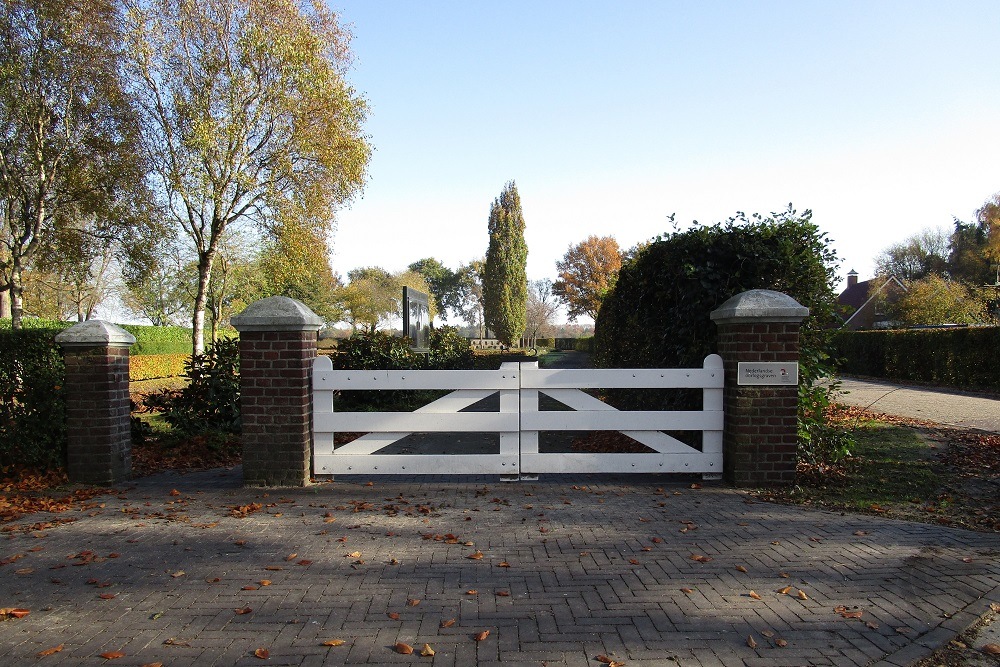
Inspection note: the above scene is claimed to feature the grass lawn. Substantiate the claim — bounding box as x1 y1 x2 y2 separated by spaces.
760 405 1000 533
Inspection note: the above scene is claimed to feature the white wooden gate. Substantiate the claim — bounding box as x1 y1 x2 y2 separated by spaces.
312 355 724 478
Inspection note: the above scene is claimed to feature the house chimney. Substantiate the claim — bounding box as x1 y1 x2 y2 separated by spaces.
847 270 858 288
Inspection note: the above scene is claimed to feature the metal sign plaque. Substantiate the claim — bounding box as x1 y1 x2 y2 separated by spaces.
737 362 799 386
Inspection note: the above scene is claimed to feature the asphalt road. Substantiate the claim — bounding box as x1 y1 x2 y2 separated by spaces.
833 376 1000 433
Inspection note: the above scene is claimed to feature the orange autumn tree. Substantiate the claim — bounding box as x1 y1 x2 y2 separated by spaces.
553 235 622 321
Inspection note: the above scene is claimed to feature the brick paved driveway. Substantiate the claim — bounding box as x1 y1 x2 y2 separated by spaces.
1 469 998 666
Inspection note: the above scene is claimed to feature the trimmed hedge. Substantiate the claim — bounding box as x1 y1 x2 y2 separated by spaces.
0 327 67 469
833 326 1000 392
119 324 192 355
130 354 189 382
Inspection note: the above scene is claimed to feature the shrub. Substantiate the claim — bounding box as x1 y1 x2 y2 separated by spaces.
427 326 475 369
594 207 849 463
156 338 241 435
0 327 67 469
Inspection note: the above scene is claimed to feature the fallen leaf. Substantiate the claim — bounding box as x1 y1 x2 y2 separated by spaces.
596 655 613 664
735 565 748 573
779 571 789 577
440 618 456 628
36 644 64 657
761 629 775 638
264 566 283 571
254 648 269 659
796 589 809 600
680 588 694 594
748 590 762 600
285 553 298 561
866 621 880 629
496 590 510 597
394 642 413 654
466 590 478 595
100 651 125 659
169 489 180 496
242 586 258 591
474 630 490 641
628 559 640 565
775 638 788 647
99 593 116 600
466 550 483 560
420 643 435 657
982 644 1000 656
747 635 757 648
498 561 511 568
407 598 420 606
259 580 271 586
346 551 362 559
235 607 252 615
140 663 163 667
387 612 400 620
297 560 312 566
322 639 346 646
778 585 793 595
170 571 185 578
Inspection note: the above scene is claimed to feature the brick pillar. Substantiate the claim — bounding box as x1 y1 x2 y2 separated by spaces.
710 290 808 487
55 321 136 485
231 296 322 487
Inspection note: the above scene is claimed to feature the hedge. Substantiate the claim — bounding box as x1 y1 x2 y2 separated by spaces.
130 354 189 381
0 327 67 469
833 326 1000 392
119 324 192 355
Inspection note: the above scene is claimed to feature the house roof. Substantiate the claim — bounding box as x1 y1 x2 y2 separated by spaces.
839 275 908 328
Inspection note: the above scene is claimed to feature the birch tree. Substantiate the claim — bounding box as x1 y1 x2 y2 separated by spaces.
124 0 370 353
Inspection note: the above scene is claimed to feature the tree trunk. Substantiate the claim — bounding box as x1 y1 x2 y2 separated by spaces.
191 253 214 356
0 289 10 319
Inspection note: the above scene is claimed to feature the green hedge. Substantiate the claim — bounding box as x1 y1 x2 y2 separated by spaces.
119 324 192 355
833 326 1000 392
0 327 67 469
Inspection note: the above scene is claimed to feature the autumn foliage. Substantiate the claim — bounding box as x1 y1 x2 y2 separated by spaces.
553 235 622 321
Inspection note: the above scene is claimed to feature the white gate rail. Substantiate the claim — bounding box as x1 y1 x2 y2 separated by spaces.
312 355 724 478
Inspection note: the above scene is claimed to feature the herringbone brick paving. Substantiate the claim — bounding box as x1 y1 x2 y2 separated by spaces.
0 470 997 666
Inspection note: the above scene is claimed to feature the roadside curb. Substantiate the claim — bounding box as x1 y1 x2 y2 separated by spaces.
871 585 1000 666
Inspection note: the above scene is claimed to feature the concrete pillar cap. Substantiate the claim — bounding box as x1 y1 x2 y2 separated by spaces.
55 320 136 348
710 289 809 324
231 296 323 332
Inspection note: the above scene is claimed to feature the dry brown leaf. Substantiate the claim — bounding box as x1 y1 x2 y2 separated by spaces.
253 648 269 659
496 590 510 597
748 590 762 600
440 618 456 628
775 638 788 647
235 607 253 615
346 551 362 558
259 580 271 586
140 663 163 667
778 571 789 578
420 643 435 657
735 565 748 573
285 553 298 561
264 566 283 571
36 644 64 657
170 571 185 578
474 630 490 641
322 639 346 646
596 655 612 664
466 590 478 595
466 550 484 560
746 635 757 648
628 558 640 565
100 651 125 659
982 644 1000 656
760 629 774 638
777 585 793 595
866 621 880 630
242 586 258 591
680 588 694 595
99 593 116 600
407 598 420 606
796 589 809 600
498 561 511 568
387 612 400 620
394 642 413 654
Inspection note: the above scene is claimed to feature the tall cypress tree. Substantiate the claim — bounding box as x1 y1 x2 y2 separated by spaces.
483 181 528 347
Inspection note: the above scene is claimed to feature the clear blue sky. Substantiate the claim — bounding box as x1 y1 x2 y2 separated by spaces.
328 1 1000 303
